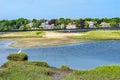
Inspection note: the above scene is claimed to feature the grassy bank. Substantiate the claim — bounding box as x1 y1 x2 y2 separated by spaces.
0 61 52 80
0 31 44 38
66 65 120 80
1 61 120 80
74 30 120 40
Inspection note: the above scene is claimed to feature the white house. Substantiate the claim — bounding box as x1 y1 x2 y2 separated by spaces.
88 21 96 28
40 22 55 29
28 22 33 28
66 23 77 29
60 24 65 29
100 22 110 28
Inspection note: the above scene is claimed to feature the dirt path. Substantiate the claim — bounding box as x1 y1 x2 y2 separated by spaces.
51 67 71 80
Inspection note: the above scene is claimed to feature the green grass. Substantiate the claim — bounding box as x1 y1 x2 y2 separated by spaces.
0 61 52 80
74 30 120 40
1 61 120 80
60 65 72 71
0 31 45 38
7 52 28 61
66 65 120 80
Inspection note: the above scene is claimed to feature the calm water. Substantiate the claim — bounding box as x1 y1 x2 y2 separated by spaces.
0 40 120 70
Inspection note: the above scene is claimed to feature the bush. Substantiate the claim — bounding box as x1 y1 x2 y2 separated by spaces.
27 61 50 68
36 31 43 35
7 52 28 61
0 61 52 80
60 65 71 71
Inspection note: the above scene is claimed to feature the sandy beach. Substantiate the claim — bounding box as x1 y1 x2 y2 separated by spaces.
0 31 87 48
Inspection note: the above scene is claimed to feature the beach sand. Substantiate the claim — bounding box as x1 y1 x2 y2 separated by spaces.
0 31 87 48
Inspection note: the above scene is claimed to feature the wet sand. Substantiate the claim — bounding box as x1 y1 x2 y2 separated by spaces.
0 31 88 48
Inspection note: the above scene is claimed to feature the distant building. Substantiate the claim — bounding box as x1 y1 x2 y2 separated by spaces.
60 24 65 29
40 21 55 29
66 23 77 29
28 22 33 28
88 21 96 28
100 22 110 28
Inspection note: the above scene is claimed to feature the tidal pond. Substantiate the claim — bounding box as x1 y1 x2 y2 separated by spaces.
0 40 120 69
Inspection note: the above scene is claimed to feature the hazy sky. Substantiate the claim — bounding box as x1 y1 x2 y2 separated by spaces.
0 0 120 20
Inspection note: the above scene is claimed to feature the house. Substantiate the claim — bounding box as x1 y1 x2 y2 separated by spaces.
28 22 33 28
60 24 65 29
100 22 110 28
119 23 120 27
40 21 55 29
88 21 96 28
66 23 77 29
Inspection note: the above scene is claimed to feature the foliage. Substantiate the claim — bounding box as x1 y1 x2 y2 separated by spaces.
1 61 120 80
7 52 28 61
66 65 120 80
0 61 52 80
0 17 120 31
110 22 119 27
0 31 44 38
27 61 50 68
84 21 89 28
19 24 31 30
60 65 71 71
74 30 120 40
36 31 44 35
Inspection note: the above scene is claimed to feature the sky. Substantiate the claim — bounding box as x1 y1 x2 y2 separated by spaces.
0 0 120 20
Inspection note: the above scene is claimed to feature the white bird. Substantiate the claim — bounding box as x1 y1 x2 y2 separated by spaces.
18 48 22 54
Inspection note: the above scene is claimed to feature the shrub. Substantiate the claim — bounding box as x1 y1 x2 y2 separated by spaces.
7 52 28 61
36 31 43 35
60 65 71 71
27 61 50 68
0 61 52 80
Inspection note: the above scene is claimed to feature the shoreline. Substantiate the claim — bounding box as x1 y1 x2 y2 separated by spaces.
0 38 90 48
0 31 88 48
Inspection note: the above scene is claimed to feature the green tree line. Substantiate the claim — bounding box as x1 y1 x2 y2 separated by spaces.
0 17 120 31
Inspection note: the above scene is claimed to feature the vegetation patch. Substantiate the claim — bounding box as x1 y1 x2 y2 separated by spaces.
60 65 72 71
1 61 120 80
66 65 120 80
27 61 50 68
74 30 120 40
0 31 44 38
7 52 28 61
0 61 52 80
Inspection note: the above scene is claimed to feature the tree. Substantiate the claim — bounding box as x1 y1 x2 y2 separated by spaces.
32 20 41 28
103 18 110 23
94 18 102 24
19 24 31 30
48 19 57 25
75 19 81 27
84 21 89 28
84 18 93 21
110 22 118 27
65 18 71 24
55 18 65 25
16 18 29 29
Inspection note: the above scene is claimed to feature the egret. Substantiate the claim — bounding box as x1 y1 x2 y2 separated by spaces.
18 48 22 54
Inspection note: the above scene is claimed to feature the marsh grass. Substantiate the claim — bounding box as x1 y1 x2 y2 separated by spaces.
7 52 28 61
60 65 72 71
66 65 120 80
74 30 120 40
0 61 52 80
1 61 120 80
0 31 45 38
